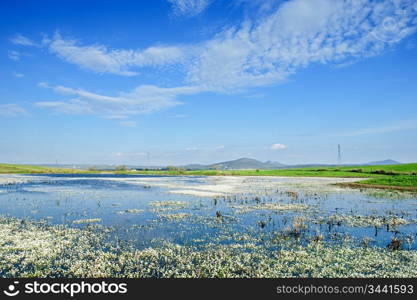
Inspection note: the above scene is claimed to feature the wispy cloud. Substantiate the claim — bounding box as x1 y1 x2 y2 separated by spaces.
8 50 32 61
115 152 147 157
12 72 24 78
45 33 185 76
35 99 95 115
8 50 21 61
20 1 417 85
185 147 200 151
187 0 417 91
167 0 212 16
10 34 37 46
340 120 417 137
171 114 188 118
18 0 417 119
0 104 28 117
185 145 225 152
36 82 204 117
119 121 137 127
270 143 287 150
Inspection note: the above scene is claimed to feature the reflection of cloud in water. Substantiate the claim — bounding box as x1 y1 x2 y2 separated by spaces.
0 174 363 197
0 174 365 198
85 175 364 197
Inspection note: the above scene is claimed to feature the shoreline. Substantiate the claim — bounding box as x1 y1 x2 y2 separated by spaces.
0 171 414 191
1 162 416 191
335 182 417 192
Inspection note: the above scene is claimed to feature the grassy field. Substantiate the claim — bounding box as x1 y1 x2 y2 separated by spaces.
132 163 417 191
0 163 416 191
0 163 85 174
131 163 416 176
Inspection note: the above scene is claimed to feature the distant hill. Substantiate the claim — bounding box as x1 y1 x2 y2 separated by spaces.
40 158 402 171
182 158 402 170
180 164 208 170
184 157 286 170
365 159 401 166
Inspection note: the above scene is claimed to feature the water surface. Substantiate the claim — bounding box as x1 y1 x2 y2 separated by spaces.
0 174 416 250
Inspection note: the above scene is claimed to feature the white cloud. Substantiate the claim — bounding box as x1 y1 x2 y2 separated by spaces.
185 145 225 152
35 99 95 115
0 104 27 117
10 34 37 46
8 50 21 61
104 115 130 120
21 0 417 119
8 50 32 61
340 120 417 136
21 1 417 86
36 82 204 117
167 0 211 16
270 143 287 150
119 121 137 127
187 0 417 91
116 152 147 157
46 33 185 76
171 114 188 118
185 147 200 151
37 82 49 88
12 72 24 78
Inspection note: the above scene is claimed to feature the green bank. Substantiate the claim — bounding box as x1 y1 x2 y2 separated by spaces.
0 163 416 191
132 163 417 191
0 163 85 174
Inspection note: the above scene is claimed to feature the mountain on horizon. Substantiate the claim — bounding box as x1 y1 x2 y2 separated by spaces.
184 157 286 170
53 158 402 171
365 159 401 165
182 157 402 170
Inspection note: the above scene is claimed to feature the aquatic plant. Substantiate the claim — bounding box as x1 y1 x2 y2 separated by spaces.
149 201 188 212
1 173 417 278
313 214 410 228
1 216 417 278
387 238 402 251
232 203 308 214
72 218 102 224
116 209 144 215
157 213 191 221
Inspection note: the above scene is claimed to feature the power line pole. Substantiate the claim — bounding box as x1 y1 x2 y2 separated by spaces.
338 144 342 165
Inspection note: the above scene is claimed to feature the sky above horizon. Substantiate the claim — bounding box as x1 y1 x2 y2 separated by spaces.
1 0 417 166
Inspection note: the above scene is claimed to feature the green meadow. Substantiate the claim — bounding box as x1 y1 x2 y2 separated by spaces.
0 163 85 174
132 163 417 191
1 163 416 191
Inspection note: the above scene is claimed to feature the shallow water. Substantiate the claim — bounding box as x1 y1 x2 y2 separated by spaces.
0 174 416 250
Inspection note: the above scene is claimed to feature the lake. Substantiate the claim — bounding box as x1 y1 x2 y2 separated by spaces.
1 174 416 250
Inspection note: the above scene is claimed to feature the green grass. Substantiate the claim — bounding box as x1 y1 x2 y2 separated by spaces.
131 163 417 190
338 163 417 173
1 162 416 190
0 163 85 174
132 169 375 177
131 163 417 177
359 175 417 188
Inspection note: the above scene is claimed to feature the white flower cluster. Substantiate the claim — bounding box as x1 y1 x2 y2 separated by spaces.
232 203 308 214
1 216 417 278
313 214 412 228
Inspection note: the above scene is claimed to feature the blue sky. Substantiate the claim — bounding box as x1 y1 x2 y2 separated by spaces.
1 0 417 166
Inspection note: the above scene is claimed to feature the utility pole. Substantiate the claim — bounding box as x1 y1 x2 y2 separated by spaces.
338 144 342 165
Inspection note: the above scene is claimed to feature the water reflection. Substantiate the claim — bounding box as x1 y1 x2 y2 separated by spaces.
0 174 416 250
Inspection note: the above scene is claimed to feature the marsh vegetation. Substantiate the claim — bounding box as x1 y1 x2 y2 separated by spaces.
0 174 416 277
